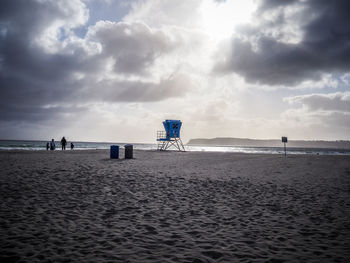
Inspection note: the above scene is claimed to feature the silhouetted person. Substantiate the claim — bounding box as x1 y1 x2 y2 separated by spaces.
61 136 67 150
46 142 49 150
70 142 74 150
50 139 55 150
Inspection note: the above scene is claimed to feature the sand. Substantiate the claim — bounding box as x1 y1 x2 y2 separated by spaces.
0 149 349 262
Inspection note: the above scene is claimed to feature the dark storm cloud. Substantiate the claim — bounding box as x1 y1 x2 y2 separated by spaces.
0 0 90 121
215 0 350 86
88 21 178 75
0 103 87 122
0 0 187 123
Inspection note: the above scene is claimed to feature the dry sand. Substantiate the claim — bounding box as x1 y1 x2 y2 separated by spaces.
0 149 349 262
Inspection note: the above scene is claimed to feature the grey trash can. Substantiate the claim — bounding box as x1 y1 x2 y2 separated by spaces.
110 145 119 159
124 144 133 159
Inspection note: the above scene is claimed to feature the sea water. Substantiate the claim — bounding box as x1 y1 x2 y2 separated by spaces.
0 140 350 155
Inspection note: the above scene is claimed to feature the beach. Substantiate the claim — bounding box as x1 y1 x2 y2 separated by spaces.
0 150 349 262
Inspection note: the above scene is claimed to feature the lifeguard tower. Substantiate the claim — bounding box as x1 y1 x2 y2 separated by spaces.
157 120 185 151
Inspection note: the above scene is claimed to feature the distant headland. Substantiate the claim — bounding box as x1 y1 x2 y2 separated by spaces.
187 137 350 149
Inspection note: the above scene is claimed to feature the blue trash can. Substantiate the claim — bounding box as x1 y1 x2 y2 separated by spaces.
110 145 119 159
124 144 133 159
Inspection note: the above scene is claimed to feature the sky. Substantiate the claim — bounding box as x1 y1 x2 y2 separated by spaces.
0 0 350 143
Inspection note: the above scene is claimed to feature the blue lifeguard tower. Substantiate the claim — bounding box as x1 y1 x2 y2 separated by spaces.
157 120 185 151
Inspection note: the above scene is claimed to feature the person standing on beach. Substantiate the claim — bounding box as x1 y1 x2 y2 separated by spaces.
70 142 74 150
50 139 55 150
61 137 67 150
46 142 49 150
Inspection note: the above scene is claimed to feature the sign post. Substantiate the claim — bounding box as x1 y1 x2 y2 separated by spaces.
281 137 288 156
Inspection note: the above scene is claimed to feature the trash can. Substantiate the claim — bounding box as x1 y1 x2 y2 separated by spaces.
124 144 133 159
110 145 119 159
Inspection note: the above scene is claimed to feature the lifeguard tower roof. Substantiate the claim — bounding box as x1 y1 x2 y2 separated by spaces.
163 120 182 139
157 119 185 151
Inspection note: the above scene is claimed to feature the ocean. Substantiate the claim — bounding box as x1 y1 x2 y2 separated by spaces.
1 140 349 155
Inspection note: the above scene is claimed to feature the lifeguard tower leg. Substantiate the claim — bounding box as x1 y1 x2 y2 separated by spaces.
178 138 186 151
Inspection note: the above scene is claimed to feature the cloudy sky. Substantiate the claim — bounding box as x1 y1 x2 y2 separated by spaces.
1 0 350 143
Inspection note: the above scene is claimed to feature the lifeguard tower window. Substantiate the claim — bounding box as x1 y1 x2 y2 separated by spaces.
157 120 185 151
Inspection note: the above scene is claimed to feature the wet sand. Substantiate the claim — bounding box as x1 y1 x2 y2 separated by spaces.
0 150 350 262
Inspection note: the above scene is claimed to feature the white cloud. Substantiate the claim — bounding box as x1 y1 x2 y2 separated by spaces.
124 0 203 29
285 92 350 112
34 0 89 53
278 92 350 140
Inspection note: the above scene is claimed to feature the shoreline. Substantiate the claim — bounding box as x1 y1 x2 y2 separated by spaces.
1 148 350 157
